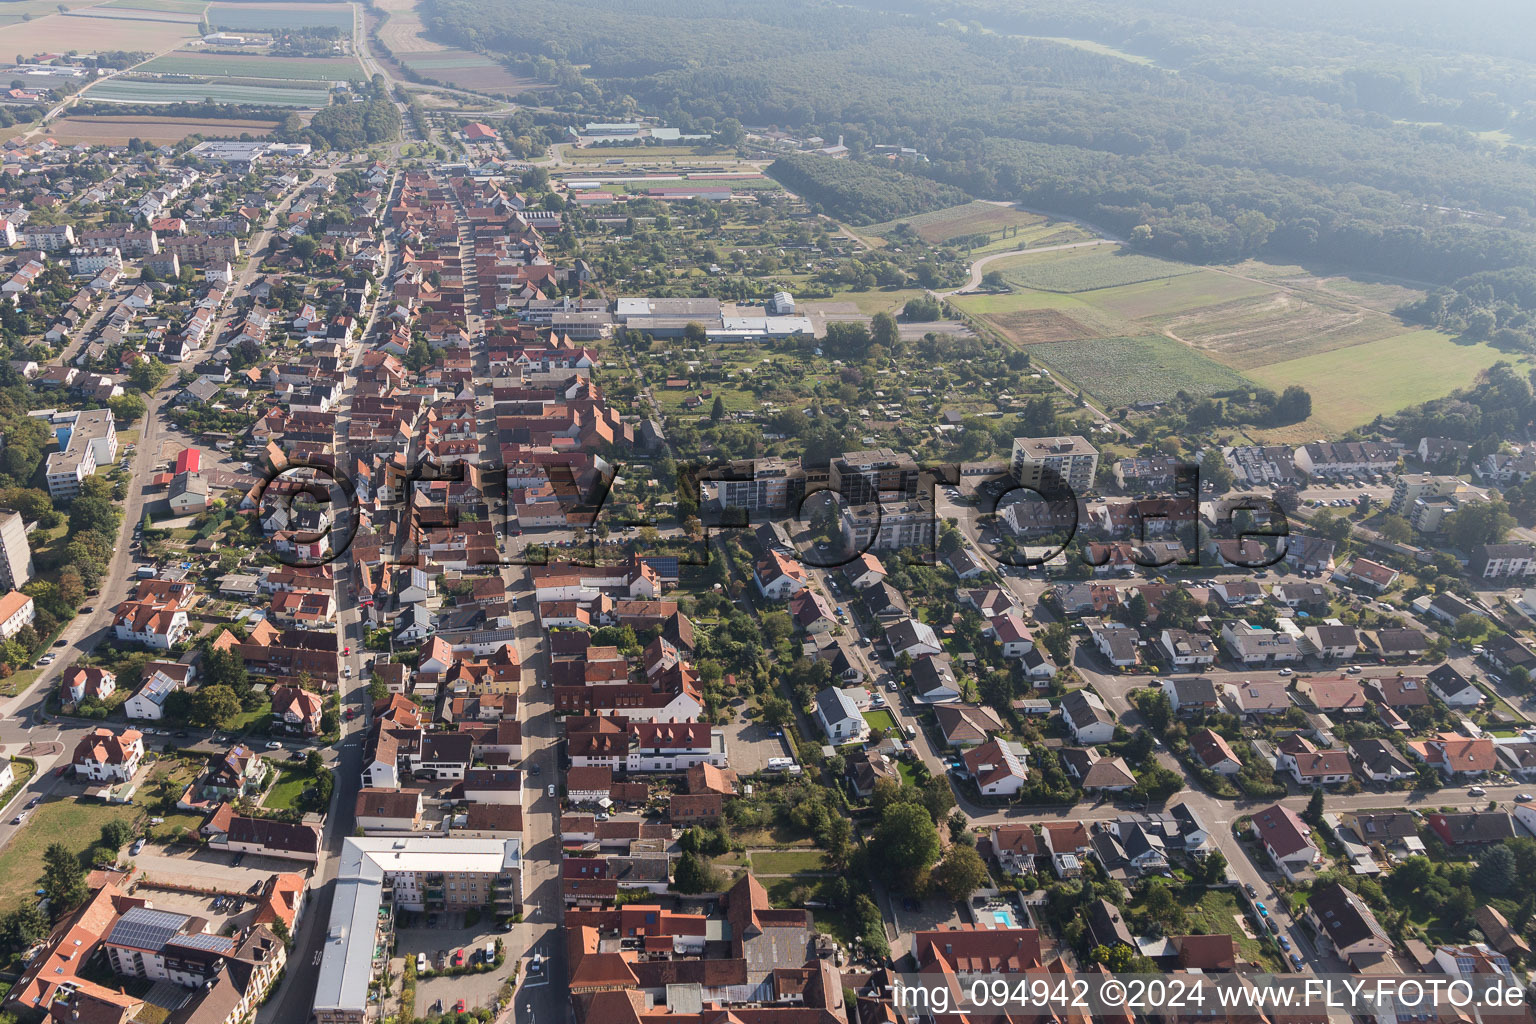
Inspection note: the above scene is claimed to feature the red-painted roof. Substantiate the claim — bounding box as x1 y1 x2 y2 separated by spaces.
174 448 200 474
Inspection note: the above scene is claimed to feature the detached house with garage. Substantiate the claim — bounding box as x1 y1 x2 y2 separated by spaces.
1061 689 1116 745
1276 734 1352 786
1409 732 1497 778
814 686 867 746
1251 803 1320 880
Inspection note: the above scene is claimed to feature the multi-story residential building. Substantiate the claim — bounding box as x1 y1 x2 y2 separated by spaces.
44 408 117 500
69 246 123 279
313 838 524 1024
1293 440 1397 478
0 509 36 592
715 456 806 513
162 233 241 262
840 498 935 552
1389 473 1477 514
829 448 921 504
1011 435 1098 493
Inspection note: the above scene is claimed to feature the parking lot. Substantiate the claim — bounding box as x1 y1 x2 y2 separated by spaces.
132 845 314 893
397 913 516 1016
133 882 260 931
719 706 794 775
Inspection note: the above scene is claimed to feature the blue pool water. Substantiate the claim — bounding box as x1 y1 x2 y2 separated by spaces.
992 910 1016 927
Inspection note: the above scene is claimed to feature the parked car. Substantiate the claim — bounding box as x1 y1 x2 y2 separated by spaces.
130 838 145 856
1290 953 1305 970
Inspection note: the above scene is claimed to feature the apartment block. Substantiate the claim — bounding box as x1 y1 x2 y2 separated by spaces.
1011 435 1098 493
0 508 33 591
44 408 117 500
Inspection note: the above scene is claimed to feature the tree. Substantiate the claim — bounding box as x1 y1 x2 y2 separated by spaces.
306 750 325 775
870 311 898 349
1200 849 1229 885
42 842 87 914
1453 612 1490 640
1303 787 1325 825
0 900 48 949
872 801 940 887
903 296 941 321
188 683 241 729
1378 514 1413 544
981 269 1008 290
108 393 147 424
683 321 708 345
671 852 721 894
853 893 890 960
1445 499 1515 550
128 357 171 393
931 842 988 900
100 820 135 850
1475 844 1516 895
710 395 725 422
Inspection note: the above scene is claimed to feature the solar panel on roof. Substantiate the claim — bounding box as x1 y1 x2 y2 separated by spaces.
107 906 188 951
167 932 236 953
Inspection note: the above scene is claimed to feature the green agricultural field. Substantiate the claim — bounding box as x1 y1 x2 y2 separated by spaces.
1247 330 1520 439
1075 271 1277 320
90 78 330 106
997 245 1198 292
861 200 1046 245
1032 335 1252 408
206 2 354 30
142 53 365 81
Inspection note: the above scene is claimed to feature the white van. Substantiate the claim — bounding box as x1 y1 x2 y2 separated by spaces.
416 953 427 973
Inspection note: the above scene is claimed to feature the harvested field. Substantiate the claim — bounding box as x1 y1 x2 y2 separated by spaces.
101 0 209 11
1032 335 1252 408
863 200 1045 244
988 309 1099 346
206 2 354 31
997 246 1197 292
396 49 543 94
141 52 366 80
8 11 197 52
1159 291 1405 369
43 114 280 144
373 0 443 52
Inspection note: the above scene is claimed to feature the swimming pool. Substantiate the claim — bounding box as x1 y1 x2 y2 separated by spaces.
991 909 1017 928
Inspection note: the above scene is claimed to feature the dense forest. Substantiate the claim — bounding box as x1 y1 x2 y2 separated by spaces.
295 76 400 151
766 153 971 224
424 0 1536 281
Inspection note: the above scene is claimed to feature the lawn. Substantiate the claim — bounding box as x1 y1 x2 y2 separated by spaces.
1032 335 1253 408
1185 889 1281 970
0 798 140 916
862 710 898 733
751 850 829 874
1247 330 1521 438
0 761 37 813
262 767 313 810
